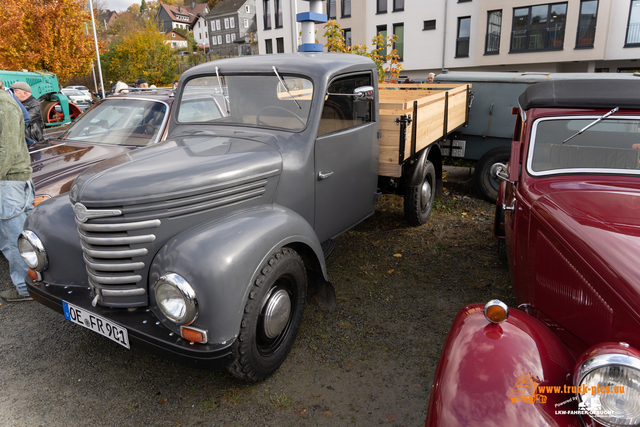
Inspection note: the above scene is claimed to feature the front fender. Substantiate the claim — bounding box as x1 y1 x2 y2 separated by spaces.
149 204 326 344
426 304 583 427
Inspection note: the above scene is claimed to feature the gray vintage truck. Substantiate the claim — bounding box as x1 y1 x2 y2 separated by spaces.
20 53 469 381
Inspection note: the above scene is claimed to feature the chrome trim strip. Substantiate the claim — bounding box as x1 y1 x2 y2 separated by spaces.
101 287 147 297
74 203 122 223
83 255 145 271
76 219 161 232
81 243 148 258
78 230 156 245
88 271 142 284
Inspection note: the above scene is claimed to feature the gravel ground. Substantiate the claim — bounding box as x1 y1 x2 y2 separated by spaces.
0 169 515 426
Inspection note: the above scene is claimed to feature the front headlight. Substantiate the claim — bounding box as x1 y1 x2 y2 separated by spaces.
574 344 640 426
153 273 198 325
18 231 48 271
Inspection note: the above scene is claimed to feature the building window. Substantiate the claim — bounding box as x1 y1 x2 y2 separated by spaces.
216 20 221 30
218 35 222 44
423 20 436 31
393 0 404 12
212 36 217 45
224 18 229 29
245 5 250 13
275 0 283 27
510 3 567 52
456 16 471 57
485 10 501 54
230 17 235 28
263 0 271 30
231 33 236 42
576 0 598 48
265 38 273 54
244 18 249 28
328 0 336 19
458 0 472 2
377 0 387 14
211 21 215 31
376 25 387 58
226 34 230 43
393 23 404 61
626 0 640 46
343 28 352 47
342 0 351 17
276 37 284 53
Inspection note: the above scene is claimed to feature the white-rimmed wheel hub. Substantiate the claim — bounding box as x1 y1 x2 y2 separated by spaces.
261 288 291 339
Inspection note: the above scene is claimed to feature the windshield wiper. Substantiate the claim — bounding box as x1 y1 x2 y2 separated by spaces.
273 66 301 110
215 66 230 114
563 107 619 144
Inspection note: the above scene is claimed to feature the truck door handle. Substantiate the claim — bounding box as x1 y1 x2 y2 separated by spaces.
502 203 515 211
318 171 334 180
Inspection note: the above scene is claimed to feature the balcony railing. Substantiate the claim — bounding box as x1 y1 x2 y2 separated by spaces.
626 22 640 46
263 14 271 30
510 25 565 52
485 33 500 54
576 24 595 47
456 37 469 57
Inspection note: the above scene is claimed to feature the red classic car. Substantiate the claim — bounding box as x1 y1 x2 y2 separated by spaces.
426 79 640 427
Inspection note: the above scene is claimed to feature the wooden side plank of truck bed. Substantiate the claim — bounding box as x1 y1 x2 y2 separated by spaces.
378 83 471 177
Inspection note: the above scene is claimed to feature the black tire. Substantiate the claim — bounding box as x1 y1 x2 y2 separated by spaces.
474 146 512 203
403 159 436 226
227 248 306 382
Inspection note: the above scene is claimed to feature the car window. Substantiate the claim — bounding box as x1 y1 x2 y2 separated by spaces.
177 95 225 123
528 117 640 176
61 99 167 146
318 74 373 136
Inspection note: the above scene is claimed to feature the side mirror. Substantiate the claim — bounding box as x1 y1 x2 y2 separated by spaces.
493 163 513 184
354 86 374 102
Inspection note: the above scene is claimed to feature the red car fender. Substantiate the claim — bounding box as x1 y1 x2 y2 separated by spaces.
425 304 585 427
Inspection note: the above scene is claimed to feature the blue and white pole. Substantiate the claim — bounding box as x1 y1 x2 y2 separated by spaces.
297 0 327 52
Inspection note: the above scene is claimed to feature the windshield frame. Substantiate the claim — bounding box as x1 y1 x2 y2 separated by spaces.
527 115 640 177
176 72 315 133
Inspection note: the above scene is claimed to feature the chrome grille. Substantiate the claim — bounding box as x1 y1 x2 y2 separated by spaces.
75 206 160 302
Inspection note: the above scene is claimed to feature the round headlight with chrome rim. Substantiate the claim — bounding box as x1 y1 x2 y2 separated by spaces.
18 230 48 271
573 343 640 426
153 273 199 325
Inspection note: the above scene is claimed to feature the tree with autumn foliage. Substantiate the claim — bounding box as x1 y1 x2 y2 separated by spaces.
323 20 403 83
101 21 177 86
0 0 98 82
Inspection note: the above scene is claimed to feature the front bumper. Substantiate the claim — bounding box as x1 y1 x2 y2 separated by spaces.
27 278 235 369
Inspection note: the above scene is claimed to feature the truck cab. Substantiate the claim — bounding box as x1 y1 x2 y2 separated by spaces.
21 53 380 382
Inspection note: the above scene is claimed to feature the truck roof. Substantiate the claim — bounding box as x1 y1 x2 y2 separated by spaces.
182 53 377 82
518 79 640 110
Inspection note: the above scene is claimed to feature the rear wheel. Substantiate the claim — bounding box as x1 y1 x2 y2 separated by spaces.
228 248 306 382
404 159 436 226
474 146 511 203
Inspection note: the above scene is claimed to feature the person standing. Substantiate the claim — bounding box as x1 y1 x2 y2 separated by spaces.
10 82 43 147
0 80 30 137
0 89 35 302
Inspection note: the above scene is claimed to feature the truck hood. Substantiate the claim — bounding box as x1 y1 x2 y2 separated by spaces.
533 181 640 316
69 133 282 208
30 141 133 195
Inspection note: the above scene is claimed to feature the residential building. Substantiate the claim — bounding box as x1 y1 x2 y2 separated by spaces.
164 30 189 49
156 2 210 33
206 0 257 57
191 13 210 51
256 0 640 78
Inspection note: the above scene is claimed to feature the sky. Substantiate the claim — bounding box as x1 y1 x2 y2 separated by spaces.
102 0 140 12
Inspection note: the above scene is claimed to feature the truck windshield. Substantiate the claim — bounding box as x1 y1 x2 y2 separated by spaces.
528 117 640 176
178 74 313 132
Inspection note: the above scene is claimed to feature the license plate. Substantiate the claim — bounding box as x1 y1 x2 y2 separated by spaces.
63 301 130 349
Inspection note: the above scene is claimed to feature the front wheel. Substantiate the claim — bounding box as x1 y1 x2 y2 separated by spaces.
474 146 512 203
403 159 436 226
227 247 307 382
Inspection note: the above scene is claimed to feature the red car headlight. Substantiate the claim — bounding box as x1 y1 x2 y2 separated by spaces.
573 343 640 426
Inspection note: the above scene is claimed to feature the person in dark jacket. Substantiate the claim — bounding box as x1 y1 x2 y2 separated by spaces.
10 82 43 147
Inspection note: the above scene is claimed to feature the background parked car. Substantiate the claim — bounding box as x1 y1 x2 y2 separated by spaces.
60 88 93 111
65 85 93 99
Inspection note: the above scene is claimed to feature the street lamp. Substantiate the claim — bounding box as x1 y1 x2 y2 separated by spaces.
87 0 105 97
